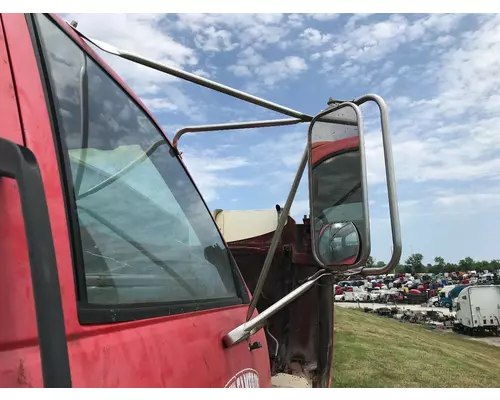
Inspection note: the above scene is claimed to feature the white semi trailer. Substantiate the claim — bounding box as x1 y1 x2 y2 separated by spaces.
453 285 500 336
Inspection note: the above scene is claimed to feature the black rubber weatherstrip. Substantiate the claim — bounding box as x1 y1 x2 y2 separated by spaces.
0 137 72 388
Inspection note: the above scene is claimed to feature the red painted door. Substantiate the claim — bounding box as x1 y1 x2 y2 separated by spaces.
0 13 271 388
0 14 44 388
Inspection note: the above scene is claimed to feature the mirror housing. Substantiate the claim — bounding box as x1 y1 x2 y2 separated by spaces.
307 102 370 271
307 95 402 276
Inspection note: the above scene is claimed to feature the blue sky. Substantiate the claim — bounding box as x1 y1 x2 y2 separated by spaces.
64 13 500 265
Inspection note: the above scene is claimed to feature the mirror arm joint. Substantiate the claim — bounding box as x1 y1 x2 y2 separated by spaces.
223 270 331 348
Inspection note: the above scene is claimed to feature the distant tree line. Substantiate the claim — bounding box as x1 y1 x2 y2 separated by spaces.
365 254 500 275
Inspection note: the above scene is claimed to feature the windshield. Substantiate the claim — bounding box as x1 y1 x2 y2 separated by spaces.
35 13 241 305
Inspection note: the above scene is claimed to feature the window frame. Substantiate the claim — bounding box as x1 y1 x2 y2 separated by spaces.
26 13 250 325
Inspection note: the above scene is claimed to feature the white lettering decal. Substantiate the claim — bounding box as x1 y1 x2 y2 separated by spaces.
224 369 260 388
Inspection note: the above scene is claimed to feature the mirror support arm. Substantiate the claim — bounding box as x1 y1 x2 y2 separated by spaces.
171 117 357 151
224 270 331 347
353 94 402 276
245 146 308 322
68 23 313 122
172 118 305 150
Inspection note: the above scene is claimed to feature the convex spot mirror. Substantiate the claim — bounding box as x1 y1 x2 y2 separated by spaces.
317 221 360 265
307 102 371 271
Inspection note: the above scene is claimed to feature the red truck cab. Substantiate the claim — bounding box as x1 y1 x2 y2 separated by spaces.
0 13 270 388
0 13 401 388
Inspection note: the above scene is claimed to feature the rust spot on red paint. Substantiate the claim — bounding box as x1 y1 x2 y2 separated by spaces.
17 359 32 388
69 333 80 342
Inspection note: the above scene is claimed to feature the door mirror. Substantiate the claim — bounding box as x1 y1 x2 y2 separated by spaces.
307 102 370 270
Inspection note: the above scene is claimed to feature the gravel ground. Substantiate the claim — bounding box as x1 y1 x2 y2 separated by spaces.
334 301 455 315
465 336 500 347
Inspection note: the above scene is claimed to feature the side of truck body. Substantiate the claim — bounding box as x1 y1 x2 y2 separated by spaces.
454 286 500 334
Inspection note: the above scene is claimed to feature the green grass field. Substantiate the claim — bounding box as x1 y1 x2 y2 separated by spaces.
332 307 500 388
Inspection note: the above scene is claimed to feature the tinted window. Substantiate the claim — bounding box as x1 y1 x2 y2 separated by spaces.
35 15 239 306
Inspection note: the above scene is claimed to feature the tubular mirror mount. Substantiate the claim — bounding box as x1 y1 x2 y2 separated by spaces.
172 118 304 155
353 94 402 276
67 22 313 122
223 269 332 347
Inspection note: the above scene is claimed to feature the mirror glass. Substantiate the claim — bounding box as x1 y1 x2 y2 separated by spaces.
308 103 368 268
317 221 360 265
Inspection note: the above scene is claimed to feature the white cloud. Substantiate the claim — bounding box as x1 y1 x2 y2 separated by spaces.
194 27 237 52
374 185 500 224
300 28 332 47
435 15 500 117
287 14 305 28
174 13 290 50
310 14 339 22
351 14 500 192
227 65 252 77
228 49 308 89
238 47 265 67
434 35 455 47
141 98 178 111
159 86 206 121
254 14 285 25
379 76 398 92
250 130 307 169
364 122 500 188
345 13 373 29
322 60 374 86
204 156 250 171
192 69 211 78
258 56 308 87
434 191 500 208
66 13 198 91
380 60 394 74
314 14 466 65
408 13 466 39
397 65 410 75
311 52 322 61
64 13 205 120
